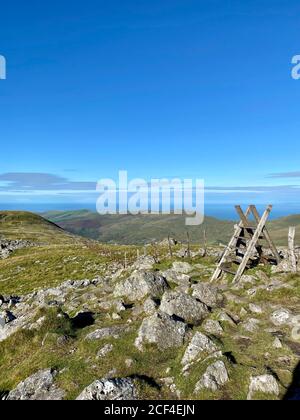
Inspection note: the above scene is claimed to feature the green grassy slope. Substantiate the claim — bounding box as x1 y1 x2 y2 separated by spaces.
43 210 300 246
0 211 84 245
0 211 139 295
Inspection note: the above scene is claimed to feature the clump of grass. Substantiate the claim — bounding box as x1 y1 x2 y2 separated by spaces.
38 307 76 337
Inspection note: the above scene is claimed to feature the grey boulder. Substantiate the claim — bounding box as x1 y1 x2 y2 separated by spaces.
160 291 209 325
85 325 130 341
192 283 223 308
76 378 137 400
247 375 280 400
160 269 191 286
114 271 168 302
181 332 221 366
195 361 229 393
135 311 187 351
171 262 193 274
270 308 291 326
133 255 156 270
240 318 261 333
7 369 65 400
202 319 223 336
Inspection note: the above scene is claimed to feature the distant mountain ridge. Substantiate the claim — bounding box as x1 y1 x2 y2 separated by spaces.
0 211 87 245
42 210 300 246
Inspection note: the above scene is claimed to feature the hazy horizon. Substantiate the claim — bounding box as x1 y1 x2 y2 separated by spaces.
1 202 300 221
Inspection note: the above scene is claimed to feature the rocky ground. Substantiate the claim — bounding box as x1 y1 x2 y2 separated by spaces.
0 244 300 400
0 239 34 259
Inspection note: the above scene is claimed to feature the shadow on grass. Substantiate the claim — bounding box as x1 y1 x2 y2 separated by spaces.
71 312 95 329
129 374 161 390
283 362 300 400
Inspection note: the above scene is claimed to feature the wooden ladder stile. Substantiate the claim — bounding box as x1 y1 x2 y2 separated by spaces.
211 204 280 284
210 206 252 282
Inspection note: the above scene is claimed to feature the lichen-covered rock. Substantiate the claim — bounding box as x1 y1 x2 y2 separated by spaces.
143 297 159 315
271 260 295 274
202 319 223 336
133 255 156 270
247 375 280 400
0 310 15 324
195 361 229 393
181 332 221 366
272 337 283 349
217 311 237 326
76 378 137 400
85 325 130 341
171 262 193 274
0 311 36 343
160 269 191 286
160 291 209 325
192 283 223 308
248 304 263 314
158 237 178 247
96 344 114 359
135 312 187 351
240 318 260 333
114 271 168 301
7 369 65 400
270 308 291 326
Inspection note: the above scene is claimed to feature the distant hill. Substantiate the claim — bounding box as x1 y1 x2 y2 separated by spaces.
0 211 85 245
268 214 300 245
2 210 298 247
0 211 136 296
41 210 234 245
42 210 300 246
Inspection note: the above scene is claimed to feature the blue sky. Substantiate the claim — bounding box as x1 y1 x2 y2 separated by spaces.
0 0 300 210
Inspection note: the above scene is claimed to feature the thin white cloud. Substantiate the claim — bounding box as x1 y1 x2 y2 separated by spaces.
0 172 96 192
268 171 300 178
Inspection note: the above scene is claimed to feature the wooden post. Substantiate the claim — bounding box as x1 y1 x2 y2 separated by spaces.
168 235 173 259
152 242 159 263
203 229 207 257
288 227 297 273
186 231 191 259
124 252 127 269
